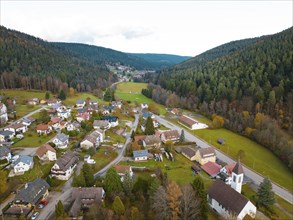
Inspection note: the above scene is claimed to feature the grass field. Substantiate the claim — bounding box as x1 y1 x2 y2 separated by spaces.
169 117 293 191
63 93 108 106
12 130 55 148
91 146 117 172
15 105 40 118
115 82 167 114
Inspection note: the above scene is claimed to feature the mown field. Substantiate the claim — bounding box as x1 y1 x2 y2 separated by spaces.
0 89 49 103
169 115 293 191
115 82 167 114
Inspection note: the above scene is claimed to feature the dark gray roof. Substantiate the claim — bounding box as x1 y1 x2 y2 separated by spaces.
55 150 78 172
76 100 85 105
77 108 87 113
0 130 14 136
208 179 249 215
102 116 118 123
0 146 10 157
181 147 196 157
232 160 244 175
15 178 49 205
14 155 33 166
56 133 69 142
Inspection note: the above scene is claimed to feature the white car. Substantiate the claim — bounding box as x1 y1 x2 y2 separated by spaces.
31 212 39 220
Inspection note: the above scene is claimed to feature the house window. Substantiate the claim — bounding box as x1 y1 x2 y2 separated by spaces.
238 176 242 183
233 176 236 182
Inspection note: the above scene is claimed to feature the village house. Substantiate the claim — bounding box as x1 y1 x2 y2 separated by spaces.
69 187 105 217
141 103 148 109
66 121 81 131
207 161 256 220
0 145 11 161
47 99 61 106
4 122 27 135
13 178 50 207
48 116 61 130
142 135 161 148
0 103 8 123
27 98 39 105
178 115 208 130
0 130 14 142
134 135 146 146
13 155 34 174
93 120 111 130
76 100 86 108
21 117 35 127
181 147 197 161
102 116 118 127
80 129 104 150
51 150 78 180
76 112 90 122
194 147 216 165
133 149 148 161
161 130 180 143
142 111 154 120
53 133 69 149
201 161 222 177
111 100 122 109
36 144 57 161
36 124 52 135
57 105 71 119
114 164 133 181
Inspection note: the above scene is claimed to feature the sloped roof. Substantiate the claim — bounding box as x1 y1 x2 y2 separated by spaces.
201 161 221 177
93 120 109 127
36 144 56 158
181 147 196 157
208 179 249 215
143 135 161 146
114 164 131 174
76 100 85 104
179 115 198 126
55 151 78 172
133 150 148 158
36 124 49 131
0 130 14 136
14 155 33 166
162 130 180 139
102 116 118 123
198 147 216 158
225 163 236 177
15 178 49 206
0 146 10 157
56 133 69 142
232 160 244 175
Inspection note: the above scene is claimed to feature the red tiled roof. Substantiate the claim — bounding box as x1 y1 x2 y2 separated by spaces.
36 124 49 131
178 115 198 126
201 161 221 177
225 163 236 177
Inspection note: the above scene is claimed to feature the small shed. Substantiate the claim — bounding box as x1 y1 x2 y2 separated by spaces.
217 138 225 145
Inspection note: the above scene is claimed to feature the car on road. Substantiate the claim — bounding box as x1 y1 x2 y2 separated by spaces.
39 200 48 205
31 212 39 220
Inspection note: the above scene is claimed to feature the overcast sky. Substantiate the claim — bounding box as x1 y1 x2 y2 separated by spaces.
1 1 292 56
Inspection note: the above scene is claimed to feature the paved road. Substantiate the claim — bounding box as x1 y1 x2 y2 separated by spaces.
155 115 293 204
94 113 140 178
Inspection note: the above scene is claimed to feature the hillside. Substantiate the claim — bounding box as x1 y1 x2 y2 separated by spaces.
0 26 114 92
148 27 293 170
128 53 191 69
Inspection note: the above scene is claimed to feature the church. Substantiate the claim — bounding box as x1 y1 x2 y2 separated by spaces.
207 160 257 219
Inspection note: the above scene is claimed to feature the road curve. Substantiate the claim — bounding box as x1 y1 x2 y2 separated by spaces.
155 115 293 204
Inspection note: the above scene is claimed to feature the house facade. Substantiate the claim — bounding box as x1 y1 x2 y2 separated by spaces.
102 116 118 127
36 144 57 161
0 146 11 161
36 124 51 135
13 155 34 174
53 133 69 149
181 147 197 161
0 130 14 142
160 130 180 143
51 150 78 180
5 122 28 135
133 150 148 161
194 147 216 165
178 115 208 130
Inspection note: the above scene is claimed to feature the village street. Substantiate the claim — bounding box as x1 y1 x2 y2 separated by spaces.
155 115 293 204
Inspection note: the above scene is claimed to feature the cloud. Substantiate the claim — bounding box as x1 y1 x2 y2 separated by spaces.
121 28 153 40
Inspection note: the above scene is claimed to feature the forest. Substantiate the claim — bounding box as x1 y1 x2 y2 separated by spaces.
144 27 293 171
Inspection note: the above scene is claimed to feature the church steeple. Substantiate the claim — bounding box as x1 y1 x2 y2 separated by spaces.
231 160 244 193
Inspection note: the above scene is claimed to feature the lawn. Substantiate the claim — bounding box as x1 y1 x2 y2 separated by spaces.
115 82 167 114
105 130 126 144
63 93 107 106
0 89 49 103
15 105 40 118
168 117 293 191
11 157 53 183
120 152 213 186
12 130 55 148
91 146 117 172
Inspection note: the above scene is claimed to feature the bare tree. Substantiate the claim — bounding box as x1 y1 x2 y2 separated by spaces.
151 186 171 220
180 184 200 220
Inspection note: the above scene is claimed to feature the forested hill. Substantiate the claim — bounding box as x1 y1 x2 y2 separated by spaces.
150 27 293 170
128 53 191 69
0 26 114 92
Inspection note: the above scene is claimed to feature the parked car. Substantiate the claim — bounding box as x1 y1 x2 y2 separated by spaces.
31 212 39 220
39 200 48 205
37 204 44 209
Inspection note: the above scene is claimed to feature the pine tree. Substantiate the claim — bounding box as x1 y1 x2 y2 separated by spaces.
45 91 50 100
112 196 125 216
131 130 135 140
82 164 95 187
122 171 133 196
104 167 123 194
58 89 66 100
55 200 65 217
145 116 155 135
179 129 185 143
192 176 208 220
257 177 275 208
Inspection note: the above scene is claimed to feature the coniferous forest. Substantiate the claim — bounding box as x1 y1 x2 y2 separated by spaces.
145 27 293 171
